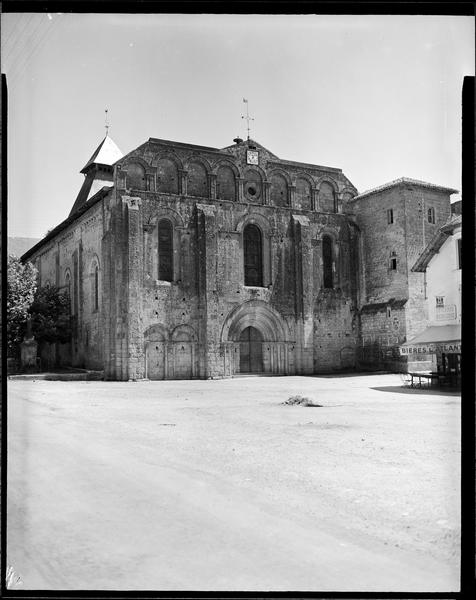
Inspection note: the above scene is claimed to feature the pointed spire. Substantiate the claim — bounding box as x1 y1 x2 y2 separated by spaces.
80 135 123 174
70 133 124 216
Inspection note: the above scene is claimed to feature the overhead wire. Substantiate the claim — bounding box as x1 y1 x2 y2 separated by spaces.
10 16 51 80
7 15 60 87
3 15 44 82
2 13 35 51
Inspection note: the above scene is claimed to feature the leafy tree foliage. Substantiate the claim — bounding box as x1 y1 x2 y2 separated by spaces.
7 255 38 356
29 285 72 345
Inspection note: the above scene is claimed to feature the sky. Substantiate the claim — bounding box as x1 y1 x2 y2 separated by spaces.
2 13 474 239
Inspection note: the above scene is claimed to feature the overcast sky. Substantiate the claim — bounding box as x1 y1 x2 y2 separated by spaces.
2 13 474 239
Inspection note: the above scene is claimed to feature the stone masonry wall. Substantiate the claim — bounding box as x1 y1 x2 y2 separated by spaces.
113 136 361 379
352 184 453 371
352 186 409 304
29 196 108 370
402 187 451 371
358 303 408 372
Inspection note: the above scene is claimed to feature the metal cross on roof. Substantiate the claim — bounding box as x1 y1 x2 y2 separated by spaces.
241 98 254 140
105 108 110 136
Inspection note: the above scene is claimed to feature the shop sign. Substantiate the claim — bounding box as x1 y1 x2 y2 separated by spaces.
399 342 461 355
435 305 457 321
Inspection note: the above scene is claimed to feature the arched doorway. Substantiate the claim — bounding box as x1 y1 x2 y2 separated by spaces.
147 342 166 380
144 324 168 380
221 300 295 377
239 326 263 373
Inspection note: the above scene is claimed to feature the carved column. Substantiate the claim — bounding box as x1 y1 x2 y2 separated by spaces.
335 192 343 214
146 173 155 192
311 187 319 211
209 173 217 200
179 170 188 196
289 184 296 209
237 177 245 203
263 180 271 205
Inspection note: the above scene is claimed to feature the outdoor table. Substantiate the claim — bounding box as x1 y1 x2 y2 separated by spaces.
408 372 440 388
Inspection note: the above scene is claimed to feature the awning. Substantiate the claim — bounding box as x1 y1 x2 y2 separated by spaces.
399 324 461 355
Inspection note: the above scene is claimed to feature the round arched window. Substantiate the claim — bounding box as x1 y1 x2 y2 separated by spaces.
243 224 263 286
322 235 333 289
158 219 173 281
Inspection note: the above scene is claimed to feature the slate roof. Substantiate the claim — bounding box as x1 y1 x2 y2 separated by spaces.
411 213 461 272
148 137 223 154
80 135 123 173
22 187 112 262
350 177 459 201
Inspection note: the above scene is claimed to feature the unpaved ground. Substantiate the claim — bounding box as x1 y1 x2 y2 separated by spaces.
7 374 460 591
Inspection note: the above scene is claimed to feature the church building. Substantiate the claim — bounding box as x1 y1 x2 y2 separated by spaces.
22 133 458 379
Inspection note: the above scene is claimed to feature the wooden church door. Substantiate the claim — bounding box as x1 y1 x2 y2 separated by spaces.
239 326 263 373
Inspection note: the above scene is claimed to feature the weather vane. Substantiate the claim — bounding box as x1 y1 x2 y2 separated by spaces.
241 98 254 140
105 108 110 135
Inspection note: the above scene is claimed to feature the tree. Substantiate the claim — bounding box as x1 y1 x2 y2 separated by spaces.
29 285 72 345
7 255 38 357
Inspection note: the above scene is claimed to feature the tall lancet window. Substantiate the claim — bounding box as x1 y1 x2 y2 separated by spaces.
158 219 173 282
244 224 263 286
65 271 72 311
322 235 333 289
93 265 99 310
73 254 79 316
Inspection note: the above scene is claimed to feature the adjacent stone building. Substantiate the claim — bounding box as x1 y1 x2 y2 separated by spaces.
22 134 458 379
349 178 458 371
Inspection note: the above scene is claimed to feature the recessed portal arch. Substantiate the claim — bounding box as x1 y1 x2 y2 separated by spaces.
220 300 295 376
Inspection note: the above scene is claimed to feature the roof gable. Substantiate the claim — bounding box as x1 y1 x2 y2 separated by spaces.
221 138 279 159
411 214 461 272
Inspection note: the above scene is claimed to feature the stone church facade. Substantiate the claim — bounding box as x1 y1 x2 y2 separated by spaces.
22 134 457 379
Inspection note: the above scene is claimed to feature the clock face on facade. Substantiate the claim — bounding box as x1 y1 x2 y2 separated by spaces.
246 150 259 165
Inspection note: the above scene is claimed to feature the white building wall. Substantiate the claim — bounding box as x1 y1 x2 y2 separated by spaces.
425 227 461 326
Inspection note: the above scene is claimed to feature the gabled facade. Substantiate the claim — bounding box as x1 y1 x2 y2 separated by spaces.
22 135 458 379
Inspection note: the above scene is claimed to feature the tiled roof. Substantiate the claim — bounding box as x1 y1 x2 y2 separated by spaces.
360 298 408 313
81 135 123 173
441 212 462 230
350 177 459 201
402 324 461 345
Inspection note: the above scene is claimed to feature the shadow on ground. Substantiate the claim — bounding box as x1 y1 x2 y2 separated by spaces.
312 371 391 378
371 385 460 396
